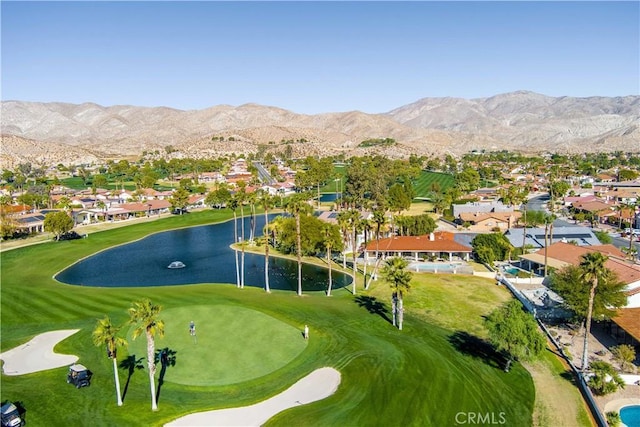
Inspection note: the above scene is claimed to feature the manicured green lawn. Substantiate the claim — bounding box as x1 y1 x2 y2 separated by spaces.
1 210 535 426
413 171 455 198
126 305 307 386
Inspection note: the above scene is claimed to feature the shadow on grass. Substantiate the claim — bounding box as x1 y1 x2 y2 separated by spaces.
448 331 507 370
354 295 391 324
119 355 145 402
155 347 178 403
560 370 578 385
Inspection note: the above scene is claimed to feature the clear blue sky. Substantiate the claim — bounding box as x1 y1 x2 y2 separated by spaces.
2 1 638 114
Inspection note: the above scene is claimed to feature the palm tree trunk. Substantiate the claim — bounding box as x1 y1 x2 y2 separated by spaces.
522 208 527 254
367 228 381 289
250 203 256 243
146 331 158 411
241 205 245 288
544 223 549 277
296 213 302 296
234 212 240 288
581 280 598 372
327 247 333 296
391 292 397 327
112 356 123 406
264 210 270 293
352 227 357 295
398 294 404 331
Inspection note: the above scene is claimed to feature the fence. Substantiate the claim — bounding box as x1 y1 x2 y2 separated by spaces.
499 275 608 427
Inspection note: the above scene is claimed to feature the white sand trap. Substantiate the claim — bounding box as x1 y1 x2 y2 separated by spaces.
166 367 341 427
0 329 80 375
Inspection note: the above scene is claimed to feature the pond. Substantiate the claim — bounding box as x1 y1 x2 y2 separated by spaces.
319 193 341 202
55 215 351 292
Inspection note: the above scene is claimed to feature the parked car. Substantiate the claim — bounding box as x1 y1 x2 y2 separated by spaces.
1 402 24 427
67 364 92 388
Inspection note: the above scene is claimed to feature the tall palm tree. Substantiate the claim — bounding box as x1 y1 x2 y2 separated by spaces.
543 213 556 277
348 209 363 295
128 299 165 411
92 317 127 406
381 257 412 331
284 194 311 296
247 191 257 243
367 208 387 289
322 223 335 296
259 190 275 293
237 183 247 288
229 197 240 288
579 252 607 372
337 210 351 269
360 217 371 288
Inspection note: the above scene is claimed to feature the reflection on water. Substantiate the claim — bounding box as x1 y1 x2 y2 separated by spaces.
55 215 351 291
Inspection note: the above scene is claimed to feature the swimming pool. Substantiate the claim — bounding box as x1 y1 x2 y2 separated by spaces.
621 405 640 427
409 262 463 273
504 267 520 276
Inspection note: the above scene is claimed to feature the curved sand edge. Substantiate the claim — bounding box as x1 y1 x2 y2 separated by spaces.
0 329 80 375
166 367 341 426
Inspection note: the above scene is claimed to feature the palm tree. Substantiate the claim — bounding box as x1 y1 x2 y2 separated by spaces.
247 190 257 243
381 257 412 331
128 299 165 411
337 210 351 269
284 194 311 296
322 223 335 296
543 213 556 277
237 183 247 288
229 197 240 288
92 317 127 406
347 209 363 295
367 208 387 289
259 191 275 293
360 217 371 288
579 252 608 372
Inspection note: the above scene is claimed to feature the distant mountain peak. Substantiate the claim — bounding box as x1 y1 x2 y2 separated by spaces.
1 92 638 169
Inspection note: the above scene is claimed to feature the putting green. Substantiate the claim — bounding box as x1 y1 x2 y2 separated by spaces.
126 304 307 386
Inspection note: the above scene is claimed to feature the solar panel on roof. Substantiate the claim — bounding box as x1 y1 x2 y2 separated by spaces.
20 216 45 224
328 213 338 219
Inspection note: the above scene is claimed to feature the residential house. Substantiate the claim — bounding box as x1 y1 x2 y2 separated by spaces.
504 226 602 249
457 211 521 232
363 232 473 263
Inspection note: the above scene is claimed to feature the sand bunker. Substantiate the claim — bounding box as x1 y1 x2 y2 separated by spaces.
0 329 80 375
166 367 341 426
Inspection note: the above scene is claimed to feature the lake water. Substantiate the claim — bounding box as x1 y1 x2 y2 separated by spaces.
319 193 341 202
55 215 351 292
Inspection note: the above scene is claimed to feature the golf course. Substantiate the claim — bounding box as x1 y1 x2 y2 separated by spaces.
0 209 538 426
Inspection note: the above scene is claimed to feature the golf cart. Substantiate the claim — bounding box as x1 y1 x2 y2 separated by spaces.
67 364 92 388
1 402 24 427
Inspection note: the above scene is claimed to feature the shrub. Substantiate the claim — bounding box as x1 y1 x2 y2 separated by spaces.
606 411 621 427
611 344 637 372
587 361 625 395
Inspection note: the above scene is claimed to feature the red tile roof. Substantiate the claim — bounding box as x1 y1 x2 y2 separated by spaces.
533 242 640 287
364 232 471 253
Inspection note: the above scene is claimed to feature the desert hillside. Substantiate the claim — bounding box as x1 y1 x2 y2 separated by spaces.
1 91 638 168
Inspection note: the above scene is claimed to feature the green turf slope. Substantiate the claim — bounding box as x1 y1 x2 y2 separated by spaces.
0 211 534 426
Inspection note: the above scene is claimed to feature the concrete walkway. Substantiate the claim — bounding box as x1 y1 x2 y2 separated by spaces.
0 329 80 375
166 367 341 426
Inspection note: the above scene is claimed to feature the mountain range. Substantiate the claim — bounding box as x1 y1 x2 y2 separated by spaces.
1 91 638 169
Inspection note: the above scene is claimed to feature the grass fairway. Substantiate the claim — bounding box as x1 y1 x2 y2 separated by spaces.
1 210 535 426
413 170 455 198
127 305 307 386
